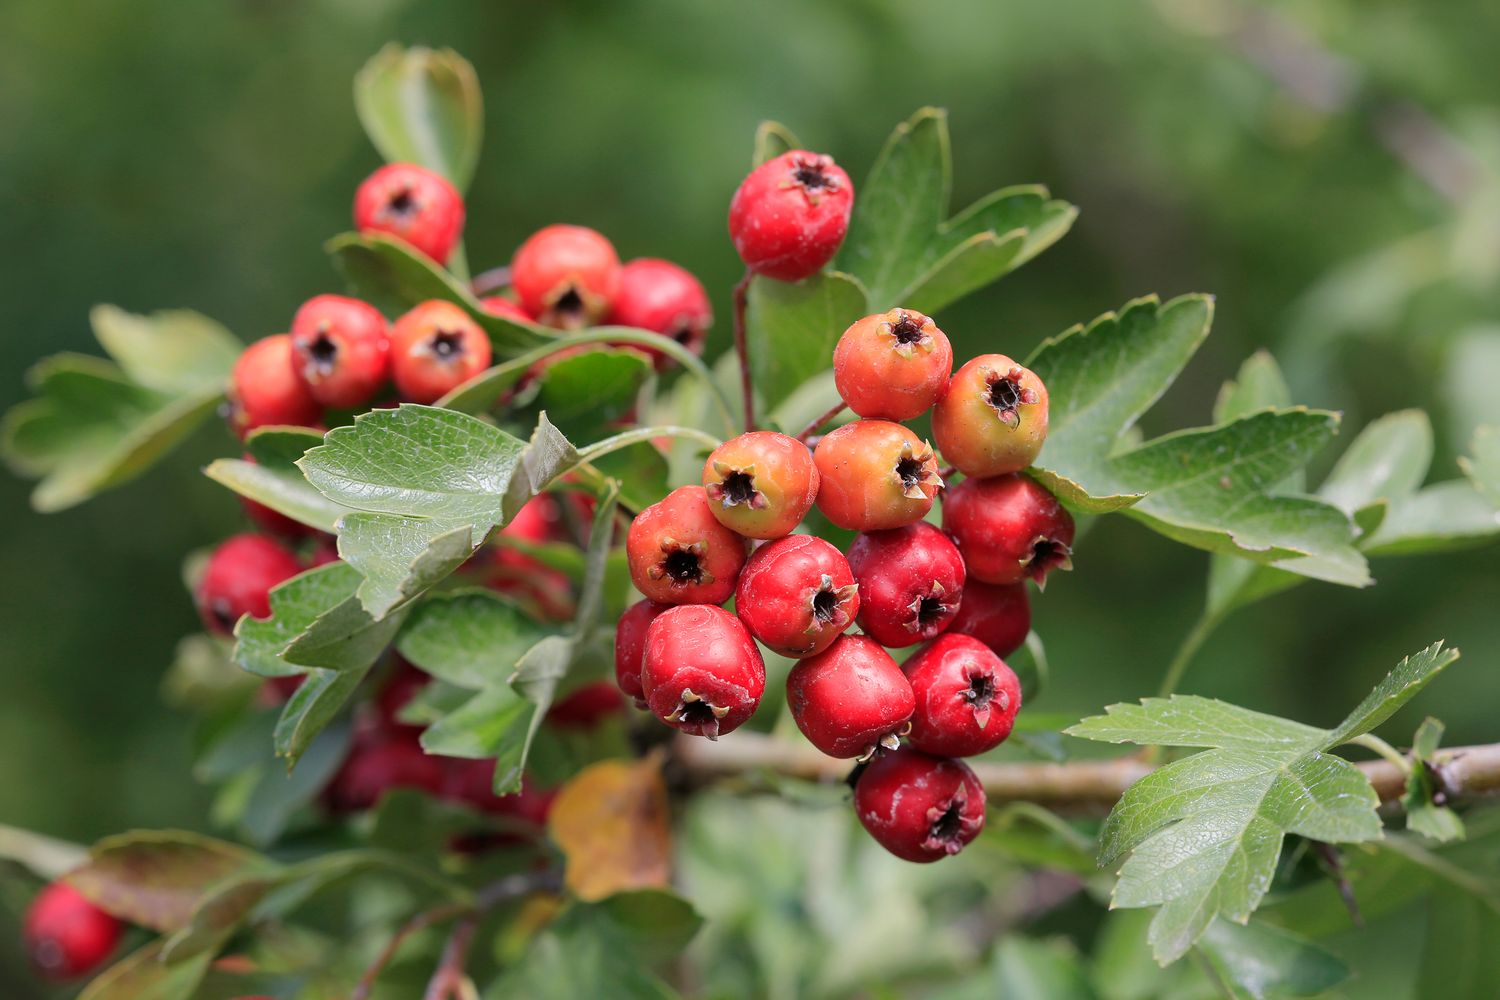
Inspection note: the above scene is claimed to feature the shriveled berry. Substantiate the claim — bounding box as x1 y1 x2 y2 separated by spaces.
728 150 853 281
23 881 122 981
847 522 965 648
735 535 858 658
946 580 1031 658
354 162 465 265
511 224 622 329
607 258 713 368
933 355 1049 477
813 420 943 532
479 295 534 323
324 731 447 814
854 749 986 862
942 473 1074 587
615 598 672 704
702 431 819 539
196 533 303 635
641 604 765 739
903 633 1022 757
389 300 493 403
833 309 953 421
547 680 627 729
289 294 390 409
786 635 914 759
626 486 749 605
229 334 323 435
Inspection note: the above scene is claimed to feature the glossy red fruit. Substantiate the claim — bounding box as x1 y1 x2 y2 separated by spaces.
511 225 622 329
479 295 534 323
847 522 965 648
288 295 390 409
833 309 953 421
614 598 671 704
933 355 1049 477
942 474 1075 587
229 334 323 436
728 150 853 281
641 604 765 739
626 486 749 605
946 580 1031 658
854 749 986 862
702 431 819 539
353 162 465 265
606 258 713 368
813 420 943 531
547 680 627 729
23 881 122 981
786 635 914 759
735 535 858 658
324 732 447 814
196 533 303 635
902 633 1022 757
389 300 493 403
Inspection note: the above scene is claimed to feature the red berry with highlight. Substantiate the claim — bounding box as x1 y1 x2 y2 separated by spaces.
229 334 322 435
728 150 853 281
903 633 1022 757
626 485 749 605
735 535 859 658
289 294 389 409
353 162 465 265
946 580 1031 658
933 355 1049 477
813 420 943 532
786 635 914 759
615 598 671 703
641 604 765 739
389 300 492 403
196 533 302 635
23 881 122 981
607 258 713 368
511 224 622 329
854 749 986 862
847 522 965 648
833 309 953 421
702 431 819 539
479 295 534 324
942 473 1075 586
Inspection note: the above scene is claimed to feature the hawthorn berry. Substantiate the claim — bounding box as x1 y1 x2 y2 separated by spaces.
945 579 1031 658
854 749 986 862
847 522 965 648
833 309 953 421
479 295 534 324
195 533 303 635
389 300 493 403
786 635 914 759
511 224 622 329
288 294 390 409
933 355 1049 477
323 732 447 814
607 258 713 368
942 473 1074 587
626 485 749 605
228 334 323 435
735 535 858 658
547 680 627 729
23 881 122 981
728 150 853 281
902 633 1022 757
614 598 672 704
641 604 765 739
702 431 819 539
353 162 465 265
813 420 943 531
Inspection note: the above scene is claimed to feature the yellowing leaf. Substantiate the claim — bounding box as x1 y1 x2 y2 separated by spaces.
549 757 672 901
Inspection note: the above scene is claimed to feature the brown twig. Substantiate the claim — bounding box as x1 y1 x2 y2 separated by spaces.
471 265 513 296
794 401 847 444
732 270 754 432
423 916 480 1000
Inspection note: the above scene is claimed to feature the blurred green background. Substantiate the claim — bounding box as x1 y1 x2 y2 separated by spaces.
2 0 1498 993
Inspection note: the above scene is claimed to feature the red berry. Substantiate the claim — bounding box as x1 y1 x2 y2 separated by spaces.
735 535 858 658
933 355 1049 477
195 533 303 635
728 150 853 281
289 295 390 409
615 598 671 704
324 731 447 814
642 604 765 739
701 431 819 539
479 295 535 323
902 633 1022 757
229 334 323 436
833 309 953 421
854 749 986 862
23 881 122 981
626 486 749 605
488 496 575 621
946 580 1031 658
813 420 943 532
606 258 713 368
511 224 622 329
942 474 1074 586
847 522 965 648
786 635 914 759
353 162 465 265
389 300 493 403
547 680 627 729
442 759 555 823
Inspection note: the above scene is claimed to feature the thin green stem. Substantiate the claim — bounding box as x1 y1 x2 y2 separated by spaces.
732 270 754 432
1349 733 1411 774
1155 610 1223 699
573 424 722 466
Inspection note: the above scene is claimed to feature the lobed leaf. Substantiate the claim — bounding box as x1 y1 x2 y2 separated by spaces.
89 305 240 394
396 589 551 689
1459 424 1500 507
1325 641 1459 747
205 427 347 534
1196 918 1352 999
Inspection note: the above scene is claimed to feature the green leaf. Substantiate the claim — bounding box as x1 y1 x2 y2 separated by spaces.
204 427 347 533
531 347 651 439
745 271 868 413
1066 697 1325 752
397 589 551 689
1325 641 1460 746
1404 717 1466 843
751 119 802 166
233 563 368 678
79 940 217 1000
1196 919 1351 999
1317 410 1432 516
1364 480 1500 554
1416 886 1500 997
89 305 240 394
354 44 483 192
990 937 1097 1000
1212 351 1293 428
1458 425 1500 507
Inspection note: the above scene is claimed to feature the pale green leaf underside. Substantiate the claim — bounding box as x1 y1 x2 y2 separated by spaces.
89 305 241 394
354 44 483 192
1459 425 1500 507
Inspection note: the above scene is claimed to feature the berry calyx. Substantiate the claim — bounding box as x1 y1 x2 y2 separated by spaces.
846 522 965 648
945 579 1031 658
701 431 819 539
902 633 1022 757
511 224 622 329
479 295 534 324
615 598 671 704
813 420 943 531
353 162 465 265
641 604 765 740
626 485 749 605
942 473 1075 587
728 150 854 281
289 294 390 409
932 355 1049 477
854 749 986 862
195 533 303 635
23 881 122 981
607 258 713 368
786 634 915 759
735 534 858 658
228 334 323 435
833 309 953 421
388 300 493 403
